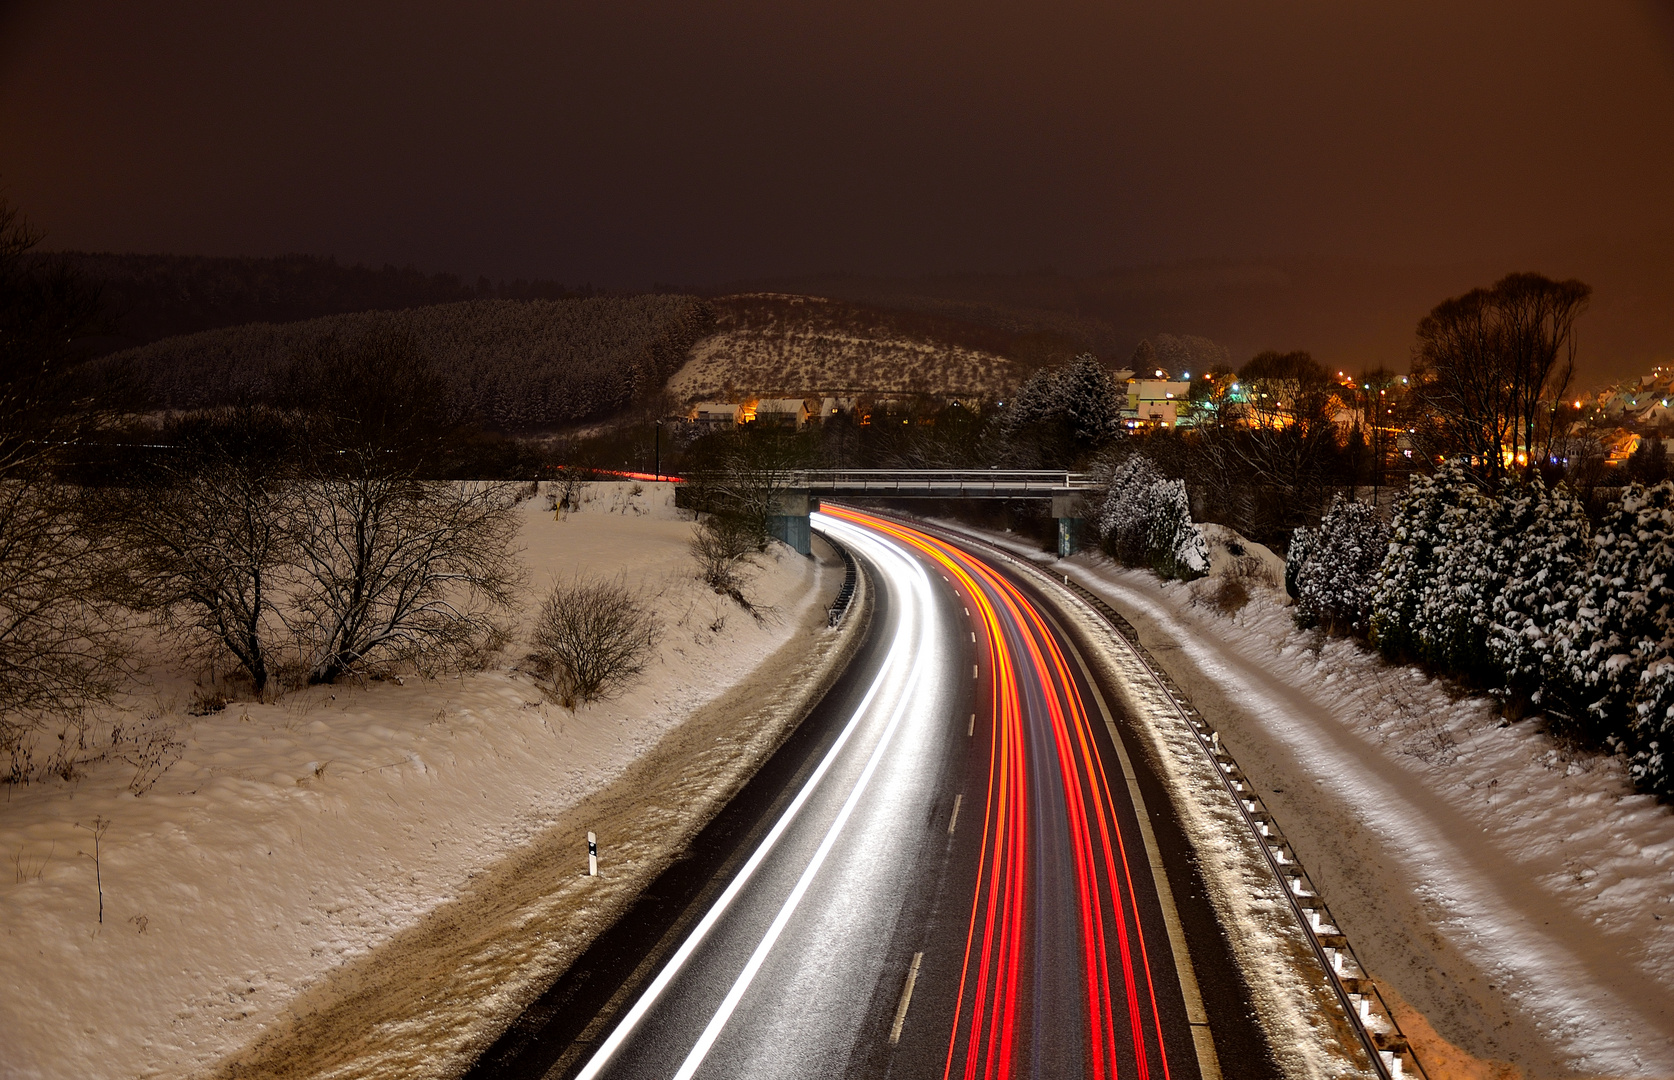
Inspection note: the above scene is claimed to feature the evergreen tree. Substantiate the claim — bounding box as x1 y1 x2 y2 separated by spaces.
1412 479 1496 675
1632 659 1674 796
1553 482 1674 741
1294 496 1387 635
1097 454 1164 565
1370 463 1474 659
1147 478 1208 580
1489 481 1591 707
1001 353 1122 464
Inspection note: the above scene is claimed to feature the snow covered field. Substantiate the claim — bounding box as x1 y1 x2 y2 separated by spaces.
0 484 834 1080
945 519 1674 1079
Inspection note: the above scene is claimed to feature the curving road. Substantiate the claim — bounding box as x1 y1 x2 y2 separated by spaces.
471 508 1267 1080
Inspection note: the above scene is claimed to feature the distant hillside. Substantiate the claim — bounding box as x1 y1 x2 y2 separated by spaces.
47 252 580 351
667 293 1082 403
104 296 714 430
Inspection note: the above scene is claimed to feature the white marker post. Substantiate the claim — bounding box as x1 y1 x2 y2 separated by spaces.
587 831 598 876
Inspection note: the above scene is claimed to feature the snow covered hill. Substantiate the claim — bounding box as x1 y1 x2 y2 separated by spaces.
667 293 1028 403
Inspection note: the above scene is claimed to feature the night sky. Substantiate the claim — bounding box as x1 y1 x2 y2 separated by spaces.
3 1 1673 368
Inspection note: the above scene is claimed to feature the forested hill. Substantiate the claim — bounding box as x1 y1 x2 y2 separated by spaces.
47 252 580 350
102 296 715 431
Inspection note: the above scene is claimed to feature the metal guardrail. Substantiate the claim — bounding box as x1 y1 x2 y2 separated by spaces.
815 529 859 628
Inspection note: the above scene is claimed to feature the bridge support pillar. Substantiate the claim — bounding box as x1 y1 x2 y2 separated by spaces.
768 489 816 556
1052 490 1087 558
1056 517 1084 557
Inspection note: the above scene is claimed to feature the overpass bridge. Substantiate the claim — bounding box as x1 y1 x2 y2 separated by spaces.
771 469 1099 557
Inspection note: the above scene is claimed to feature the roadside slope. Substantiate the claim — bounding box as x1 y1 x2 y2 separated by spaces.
0 491 828 1080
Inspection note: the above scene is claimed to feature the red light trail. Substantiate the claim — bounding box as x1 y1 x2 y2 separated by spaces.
826 506 1174 1080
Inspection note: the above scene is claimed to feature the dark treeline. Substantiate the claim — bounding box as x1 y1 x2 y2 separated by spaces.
46 251 585 352
97 295 716 432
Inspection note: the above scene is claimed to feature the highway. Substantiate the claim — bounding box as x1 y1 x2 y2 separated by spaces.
472 508 1259 1079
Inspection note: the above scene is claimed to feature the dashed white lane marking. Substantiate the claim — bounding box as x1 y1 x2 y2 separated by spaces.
947 793 963 836
889 952 924 1045
967 713 976 736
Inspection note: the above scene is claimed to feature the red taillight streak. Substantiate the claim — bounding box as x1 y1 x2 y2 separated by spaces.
997 569 1172 1078
822 508 1171 1078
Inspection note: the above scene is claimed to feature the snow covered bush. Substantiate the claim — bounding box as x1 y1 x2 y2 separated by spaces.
1411 479 1499 677
1632 661 1674 795
1553 482 1674 743
1147 478 1209 580
1370 463 1474 660
1488 481 1592 709
1292 496 1387 636
1284 523 1314 600
1097 454 1164 565
1094 455 1205 580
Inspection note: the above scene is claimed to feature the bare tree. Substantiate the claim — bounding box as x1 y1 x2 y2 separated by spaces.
1200 350 1343 541
113 408 297 694
531 577 660 707
1412 272 1591 488
284 328 526 683
682 427 814 547
0 196 128 768
293 464 524 683
0 480 130 773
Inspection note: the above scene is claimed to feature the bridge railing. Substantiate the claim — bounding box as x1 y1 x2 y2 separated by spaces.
796 469 1097 494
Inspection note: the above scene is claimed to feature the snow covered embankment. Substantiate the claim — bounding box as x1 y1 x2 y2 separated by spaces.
959 521 1674 1079
0 490 837 1080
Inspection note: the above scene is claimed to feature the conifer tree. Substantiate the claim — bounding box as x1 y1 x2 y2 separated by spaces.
1554 482 1674 741
1147 478 1208 580
1370 462 1473 659
1097 454 1164 565
1489 481 1591 708
1412 479 1496 674
1294 496 1386 635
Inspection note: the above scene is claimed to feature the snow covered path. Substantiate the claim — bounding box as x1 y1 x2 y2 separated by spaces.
936 522 1674 1080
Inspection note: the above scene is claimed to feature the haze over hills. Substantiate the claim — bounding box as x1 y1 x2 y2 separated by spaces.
60 239 1674 432
740 233 1674 386
48 251 582 353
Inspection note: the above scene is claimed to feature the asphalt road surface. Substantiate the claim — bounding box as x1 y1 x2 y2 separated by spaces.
470 508 1273 1080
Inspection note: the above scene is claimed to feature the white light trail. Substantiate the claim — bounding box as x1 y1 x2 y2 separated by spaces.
573 514 937 1080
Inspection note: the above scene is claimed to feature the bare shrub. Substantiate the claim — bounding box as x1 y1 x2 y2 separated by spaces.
531 578 660 707
120 724 184 794
548 466 592 518
1201 575 1251 615
186 689 227 716
689 513 759 609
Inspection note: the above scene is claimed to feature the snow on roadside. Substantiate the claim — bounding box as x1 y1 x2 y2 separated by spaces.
934 519 1674 1077
0 495 821 1080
